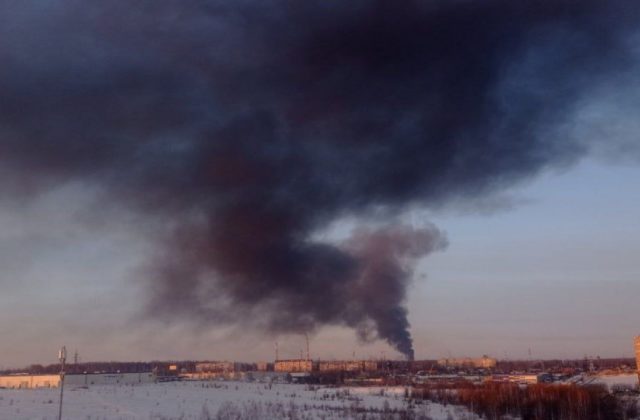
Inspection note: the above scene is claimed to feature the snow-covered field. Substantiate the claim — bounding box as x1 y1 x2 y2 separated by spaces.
0 381 477 420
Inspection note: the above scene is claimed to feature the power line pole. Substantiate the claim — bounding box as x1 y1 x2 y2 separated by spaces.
58 346 66 420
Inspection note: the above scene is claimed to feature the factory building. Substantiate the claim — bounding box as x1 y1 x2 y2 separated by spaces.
0 372 155 389
274 359 315 373
192 361 254 380
437 355 497 369
318 360 379 372
195 361 235 374
0 374 59 389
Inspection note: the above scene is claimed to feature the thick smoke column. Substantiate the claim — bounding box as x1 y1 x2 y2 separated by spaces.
0 1 639 357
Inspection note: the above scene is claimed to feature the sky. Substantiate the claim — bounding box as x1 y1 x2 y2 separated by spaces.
1 158 639 368
414 159 640 361
1 1 640 368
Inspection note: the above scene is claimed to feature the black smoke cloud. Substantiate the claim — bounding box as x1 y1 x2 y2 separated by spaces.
0 0 638 358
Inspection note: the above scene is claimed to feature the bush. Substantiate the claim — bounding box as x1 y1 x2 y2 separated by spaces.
413 382 636 420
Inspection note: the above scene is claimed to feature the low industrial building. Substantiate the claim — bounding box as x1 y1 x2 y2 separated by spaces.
192 361 255 379
0 372 155 389
437 356 497 369
274 359 315 373
318 360 379 372
0 374 59 389
195 362 235 374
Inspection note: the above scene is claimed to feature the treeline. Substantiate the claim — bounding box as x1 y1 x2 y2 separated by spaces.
0 361 198 375
412 382 638 420
495 358 636 374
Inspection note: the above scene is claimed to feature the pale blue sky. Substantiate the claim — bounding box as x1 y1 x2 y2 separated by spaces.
410 158 640 360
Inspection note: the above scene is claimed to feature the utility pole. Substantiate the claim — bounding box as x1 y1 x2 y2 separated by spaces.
58 346 67 420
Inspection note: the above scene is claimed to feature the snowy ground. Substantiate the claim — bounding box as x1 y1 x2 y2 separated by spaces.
0 381 477 420
563 373 639 391
589 373 639 391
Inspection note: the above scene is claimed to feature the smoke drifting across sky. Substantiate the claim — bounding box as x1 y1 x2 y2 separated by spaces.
0 0 639 358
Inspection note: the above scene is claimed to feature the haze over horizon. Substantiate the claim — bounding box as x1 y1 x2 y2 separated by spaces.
1 1 640 369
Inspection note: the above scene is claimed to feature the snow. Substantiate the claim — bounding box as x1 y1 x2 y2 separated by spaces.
0 380 477 419
564 373 639 391
590 373 639 391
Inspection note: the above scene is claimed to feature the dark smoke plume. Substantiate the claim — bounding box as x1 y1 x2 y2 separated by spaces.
0 0 639 357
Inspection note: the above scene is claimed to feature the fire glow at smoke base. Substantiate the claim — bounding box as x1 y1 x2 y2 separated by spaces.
0 1 639 358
